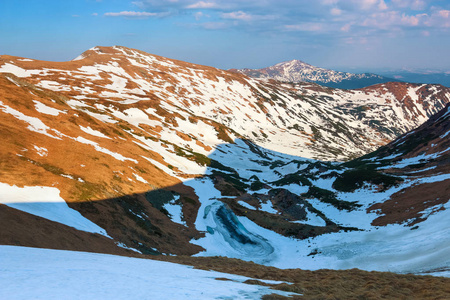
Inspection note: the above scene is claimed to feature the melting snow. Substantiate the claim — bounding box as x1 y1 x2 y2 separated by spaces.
0 63 40 77
37 80 71 92
33 101 65 116
33 145 48 157
163 195 186 226
0 101 61 139
75 136 137 163
79 126 111 139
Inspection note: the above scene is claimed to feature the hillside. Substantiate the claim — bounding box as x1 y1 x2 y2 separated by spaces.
1 46 448 161
0 46 449 279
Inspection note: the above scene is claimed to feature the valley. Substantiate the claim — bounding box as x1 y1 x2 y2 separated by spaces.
0 46 449 299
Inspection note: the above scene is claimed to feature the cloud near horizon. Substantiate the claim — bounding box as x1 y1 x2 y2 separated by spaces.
104 11 168 18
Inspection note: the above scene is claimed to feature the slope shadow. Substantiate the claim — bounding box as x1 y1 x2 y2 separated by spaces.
2 139 362 260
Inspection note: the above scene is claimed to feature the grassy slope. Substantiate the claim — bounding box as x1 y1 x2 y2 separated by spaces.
156 255 450 299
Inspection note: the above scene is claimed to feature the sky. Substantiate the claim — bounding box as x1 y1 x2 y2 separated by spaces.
1 0 449 72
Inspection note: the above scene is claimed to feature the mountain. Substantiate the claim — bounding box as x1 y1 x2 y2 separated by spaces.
0 46 449 280
230 59 398 89
1 46 448 162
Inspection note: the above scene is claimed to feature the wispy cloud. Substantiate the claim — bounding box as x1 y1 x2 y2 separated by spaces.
330 8 342 16
391 0 427 11
186 1 218 9
199 21 228 29
221 11 253 21
220 11 276 22
104 11 167 18
284 23 324 32
340 23 351 32
107 0 450 38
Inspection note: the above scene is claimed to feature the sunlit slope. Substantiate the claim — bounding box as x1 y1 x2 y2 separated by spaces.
1 46 448 160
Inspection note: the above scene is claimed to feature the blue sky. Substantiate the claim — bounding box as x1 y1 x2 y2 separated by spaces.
1 0 449 72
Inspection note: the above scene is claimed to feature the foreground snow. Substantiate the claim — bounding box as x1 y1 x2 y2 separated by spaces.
0 246 296 300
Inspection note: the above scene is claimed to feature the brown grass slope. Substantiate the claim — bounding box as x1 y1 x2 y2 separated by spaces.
0 73 208 255
156 255 450 300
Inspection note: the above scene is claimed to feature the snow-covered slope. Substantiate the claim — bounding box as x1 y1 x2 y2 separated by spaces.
184 104 450 274
0 246 297 300
0 46 449 277
231 59 396 89
0 46 448 161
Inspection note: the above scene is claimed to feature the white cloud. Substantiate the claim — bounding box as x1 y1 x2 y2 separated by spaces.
401 14 420 26
358 0 379 10
330 8 342 15
284 23 323 32
412 0 427 10
378 0 388 10
340 23 351 32
104 11 165 18
391 0 427 10
221 11 253 21
194 11 204 20
219 10 276 22
186 1 218 9
108 0 450 38
362 11 428 29
439 10 450 18
424 10 450 28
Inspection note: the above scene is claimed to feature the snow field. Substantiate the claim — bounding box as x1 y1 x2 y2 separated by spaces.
0 246 297 300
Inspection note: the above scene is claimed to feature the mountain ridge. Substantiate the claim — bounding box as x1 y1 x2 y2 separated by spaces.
1 46 448 161
230 58 398 89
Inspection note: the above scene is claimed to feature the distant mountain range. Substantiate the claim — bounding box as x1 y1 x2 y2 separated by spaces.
379 70 450 87
230 59 398 89
0 46 449 281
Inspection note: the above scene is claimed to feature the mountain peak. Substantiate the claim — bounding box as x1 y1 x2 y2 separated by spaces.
277 59 306 65
232 59 396 89
72 45 132 61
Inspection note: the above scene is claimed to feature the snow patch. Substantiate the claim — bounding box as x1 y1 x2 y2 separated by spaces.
75 136 137 163
79 126 111 139
33 101 65 116
163 195 186 226
0 101 61 139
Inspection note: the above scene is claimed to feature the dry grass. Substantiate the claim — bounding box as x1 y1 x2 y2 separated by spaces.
155 255 450 299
